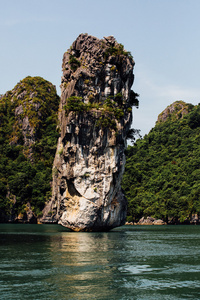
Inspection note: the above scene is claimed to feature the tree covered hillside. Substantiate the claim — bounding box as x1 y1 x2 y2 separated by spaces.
0 77 59 222
122 101 200 224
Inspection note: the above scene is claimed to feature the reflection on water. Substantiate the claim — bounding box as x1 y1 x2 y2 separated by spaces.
0 224 200 299
48 232 116 299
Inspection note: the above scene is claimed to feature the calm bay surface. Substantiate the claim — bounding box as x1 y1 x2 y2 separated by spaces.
0 224 200 299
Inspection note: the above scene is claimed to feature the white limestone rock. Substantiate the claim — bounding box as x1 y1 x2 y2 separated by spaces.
42 34 137 231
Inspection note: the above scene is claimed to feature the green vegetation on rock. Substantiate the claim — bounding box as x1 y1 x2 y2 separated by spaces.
122 101 200 223
0 76 60 221
64 92 138 131
69 55 81 71
64 96 89 113
104 43 133 60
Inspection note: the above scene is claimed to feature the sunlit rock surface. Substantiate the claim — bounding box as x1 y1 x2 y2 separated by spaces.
42 34 137 231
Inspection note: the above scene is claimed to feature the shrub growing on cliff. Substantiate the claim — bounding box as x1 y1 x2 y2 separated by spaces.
64 93 133 132
96 112 117 130
69 55 81 71
129 91 139 108
104 43 133 60
64 96 88 113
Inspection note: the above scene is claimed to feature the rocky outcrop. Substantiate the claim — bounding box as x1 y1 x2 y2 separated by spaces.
4 76 59 160
135 217 166 225
16 203 37 224
157 101 192 123
42 34 138 231
190 214 200 224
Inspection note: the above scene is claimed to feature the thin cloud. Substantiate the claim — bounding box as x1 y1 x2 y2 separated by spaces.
2 16 58 27
135 66 200 105
133 66 200 137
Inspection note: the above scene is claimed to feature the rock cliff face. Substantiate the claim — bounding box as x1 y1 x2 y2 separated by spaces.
42 34 137 231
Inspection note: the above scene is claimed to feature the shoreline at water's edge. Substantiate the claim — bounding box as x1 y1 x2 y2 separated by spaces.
125 215 200 225
1 214 200 226
0 220 199 226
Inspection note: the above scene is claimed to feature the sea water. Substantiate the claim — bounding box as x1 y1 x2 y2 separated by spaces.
0 224 200 299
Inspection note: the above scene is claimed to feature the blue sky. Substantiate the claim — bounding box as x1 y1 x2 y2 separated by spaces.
1 0 200 137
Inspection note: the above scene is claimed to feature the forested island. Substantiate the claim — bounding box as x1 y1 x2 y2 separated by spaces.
0 76 59 222
1 34 200 227
0 34 138 230
123 101 200 224
1 82 200 225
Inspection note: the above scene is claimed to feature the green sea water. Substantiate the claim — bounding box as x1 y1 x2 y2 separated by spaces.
0 224 200 300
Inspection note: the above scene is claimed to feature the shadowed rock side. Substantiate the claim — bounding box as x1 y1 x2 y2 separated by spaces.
42 33 137 231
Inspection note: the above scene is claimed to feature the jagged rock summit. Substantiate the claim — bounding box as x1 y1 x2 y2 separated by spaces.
42 33 138 231
157 100 192 123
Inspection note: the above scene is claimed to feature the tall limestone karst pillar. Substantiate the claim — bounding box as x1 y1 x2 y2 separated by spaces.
42 34 137 231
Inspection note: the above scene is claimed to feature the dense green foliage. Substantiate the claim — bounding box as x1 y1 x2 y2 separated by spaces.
122 102 200 223
103 43 133 60
0 77 60 219
64 93 139 131
64 96 89 113
64 94 124 130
